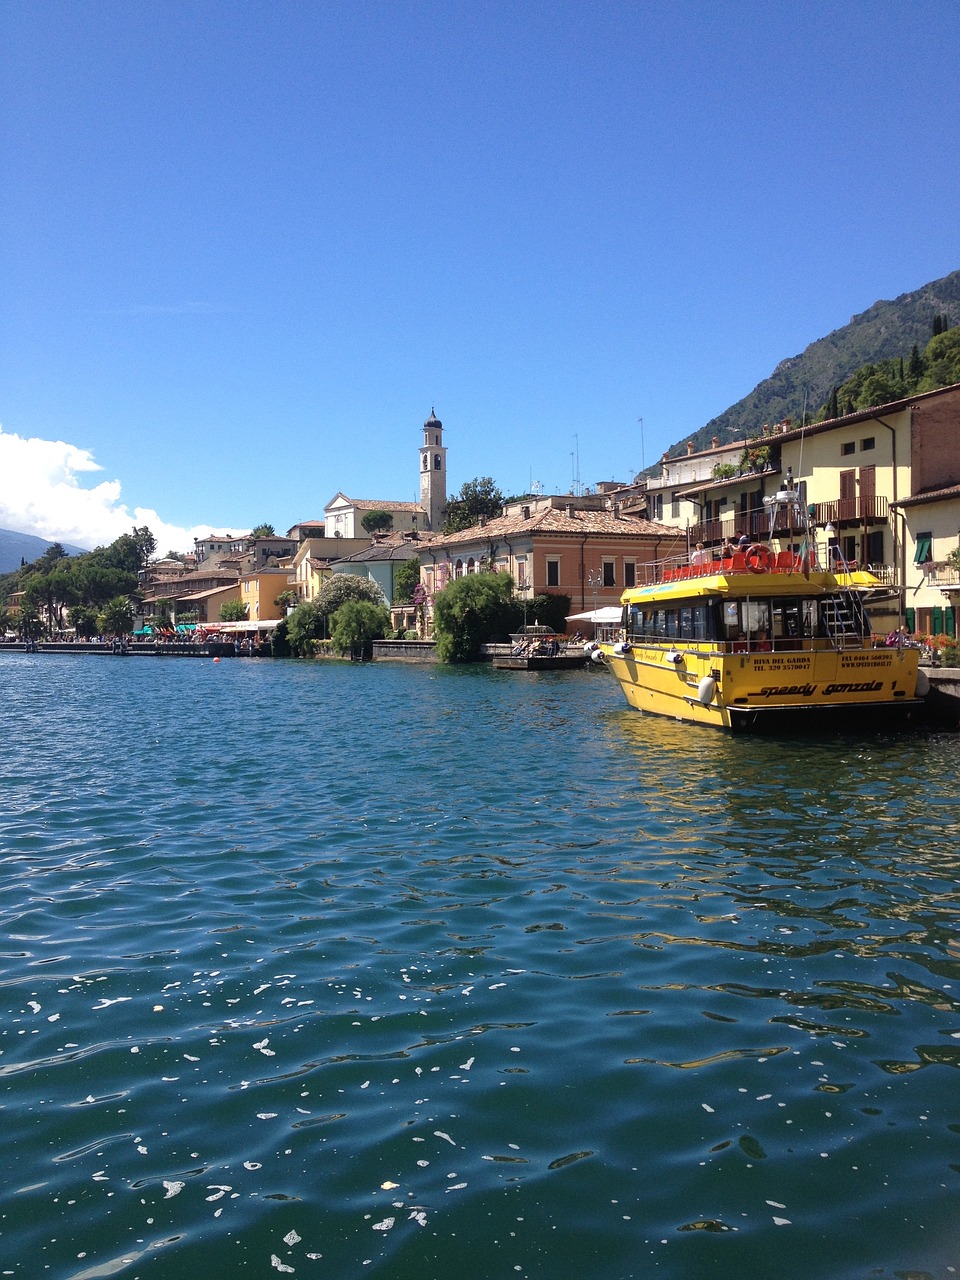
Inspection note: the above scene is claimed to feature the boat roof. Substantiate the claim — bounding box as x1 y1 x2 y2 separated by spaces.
619 568 880 606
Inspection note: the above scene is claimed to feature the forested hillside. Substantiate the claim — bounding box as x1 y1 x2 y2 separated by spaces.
672 268 960 457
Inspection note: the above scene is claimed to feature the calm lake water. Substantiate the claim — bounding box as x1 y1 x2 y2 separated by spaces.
1 652 959 1280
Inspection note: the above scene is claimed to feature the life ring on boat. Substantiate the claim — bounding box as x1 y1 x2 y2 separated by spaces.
745 543 772 574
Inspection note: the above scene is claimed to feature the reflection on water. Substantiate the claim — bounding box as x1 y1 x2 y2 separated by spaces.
1 655 958 1279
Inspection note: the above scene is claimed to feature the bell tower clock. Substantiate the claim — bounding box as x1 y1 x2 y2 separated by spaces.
419 408 447 531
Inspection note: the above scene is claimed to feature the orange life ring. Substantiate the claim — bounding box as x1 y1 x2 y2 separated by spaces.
745 543 771 574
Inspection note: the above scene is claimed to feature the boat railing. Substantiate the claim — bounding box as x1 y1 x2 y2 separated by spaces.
651 545 821 584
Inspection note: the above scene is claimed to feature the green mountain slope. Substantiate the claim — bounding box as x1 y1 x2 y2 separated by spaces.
678 268 960 455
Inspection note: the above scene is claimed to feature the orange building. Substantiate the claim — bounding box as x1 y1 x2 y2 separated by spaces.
417 496 682 632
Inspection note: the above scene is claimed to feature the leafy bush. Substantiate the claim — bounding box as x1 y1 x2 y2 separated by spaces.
432 572 516 662
329 600 391 657
286 601 325 656
316 573 385 617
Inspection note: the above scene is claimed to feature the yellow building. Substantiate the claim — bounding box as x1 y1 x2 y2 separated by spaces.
239 568 292 622
675 382 960 638
892 483 960 637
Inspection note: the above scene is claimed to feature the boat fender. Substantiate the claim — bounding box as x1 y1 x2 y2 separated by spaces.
583 640 598 654
746 543 772 573
665 649 683 665
590 648 606 664
613 641 632 656
698 675 717 705
916 668 930 697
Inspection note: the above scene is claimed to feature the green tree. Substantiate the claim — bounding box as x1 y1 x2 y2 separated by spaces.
74 564 139 607
69 604 100 638
274 589 298 612
523 593 572 635
154 598 175 628
316 573 385 618
360 509 394 535
36 542 68 572
443 477 504 534
285 601 326 656
392 557 420 604
100 596 135 636
329 600 391 658
219 599 249 621
432 571 516 663
91 526 157 574
18 605 43 639
251 523 276 538
918 326 960 391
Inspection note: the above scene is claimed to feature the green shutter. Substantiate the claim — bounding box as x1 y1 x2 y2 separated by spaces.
914 534 932 564
932 606 945 636
905 607 916 632
947 608 957 639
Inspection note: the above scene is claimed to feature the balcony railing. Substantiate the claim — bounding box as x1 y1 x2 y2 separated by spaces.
924 564 960 589
811 496 889 525
689 497 891 548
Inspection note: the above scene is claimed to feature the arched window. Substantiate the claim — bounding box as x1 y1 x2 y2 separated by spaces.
423 454 429 471
467 558 475 574
455 559 463 578
434 454 441 470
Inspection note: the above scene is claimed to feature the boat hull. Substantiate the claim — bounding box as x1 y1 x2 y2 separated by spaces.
602 642 922 733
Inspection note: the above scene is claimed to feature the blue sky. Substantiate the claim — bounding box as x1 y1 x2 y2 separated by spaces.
2 0 959 550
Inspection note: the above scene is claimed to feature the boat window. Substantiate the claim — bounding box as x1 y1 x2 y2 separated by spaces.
741 601 770 635
692 604 715 640
626 600 721 642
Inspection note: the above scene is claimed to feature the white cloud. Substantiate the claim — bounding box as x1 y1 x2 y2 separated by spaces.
0 424 228 553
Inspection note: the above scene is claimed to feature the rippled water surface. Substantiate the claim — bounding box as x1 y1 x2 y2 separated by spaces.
2 652 959 1279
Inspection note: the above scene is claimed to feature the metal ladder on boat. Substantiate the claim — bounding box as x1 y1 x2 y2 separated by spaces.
821 590 866 648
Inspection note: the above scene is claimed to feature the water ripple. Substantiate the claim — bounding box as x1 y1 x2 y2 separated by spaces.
1 654 959 1279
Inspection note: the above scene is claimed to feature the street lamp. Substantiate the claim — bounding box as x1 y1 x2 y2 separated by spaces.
587 569 602 616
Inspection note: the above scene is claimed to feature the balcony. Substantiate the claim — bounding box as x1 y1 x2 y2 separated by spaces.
811 495 889 525
689 503 808 546
924 564 960 590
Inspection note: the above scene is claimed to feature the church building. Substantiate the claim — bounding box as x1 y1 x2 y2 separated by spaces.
322 408 448 537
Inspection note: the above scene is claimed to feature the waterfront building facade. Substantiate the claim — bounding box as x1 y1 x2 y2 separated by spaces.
417 495 682 635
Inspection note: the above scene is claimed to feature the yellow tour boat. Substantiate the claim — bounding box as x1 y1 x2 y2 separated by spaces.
590 473 927 733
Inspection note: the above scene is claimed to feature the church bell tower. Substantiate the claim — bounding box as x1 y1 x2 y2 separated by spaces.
419 408 447 531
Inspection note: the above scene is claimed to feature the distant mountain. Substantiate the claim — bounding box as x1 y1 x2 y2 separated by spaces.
0 528 88 574
674 268 960 457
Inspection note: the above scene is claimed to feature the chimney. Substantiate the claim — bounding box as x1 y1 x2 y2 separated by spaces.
687 441 695 455
612 502 621 519
479 514 486 527
565 503 575 519
711 436 719 449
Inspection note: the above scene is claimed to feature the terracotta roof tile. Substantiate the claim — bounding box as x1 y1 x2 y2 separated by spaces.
431 507 680 547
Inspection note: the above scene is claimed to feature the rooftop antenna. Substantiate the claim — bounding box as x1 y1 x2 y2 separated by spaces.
572 434 581 496
638 417 645 472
